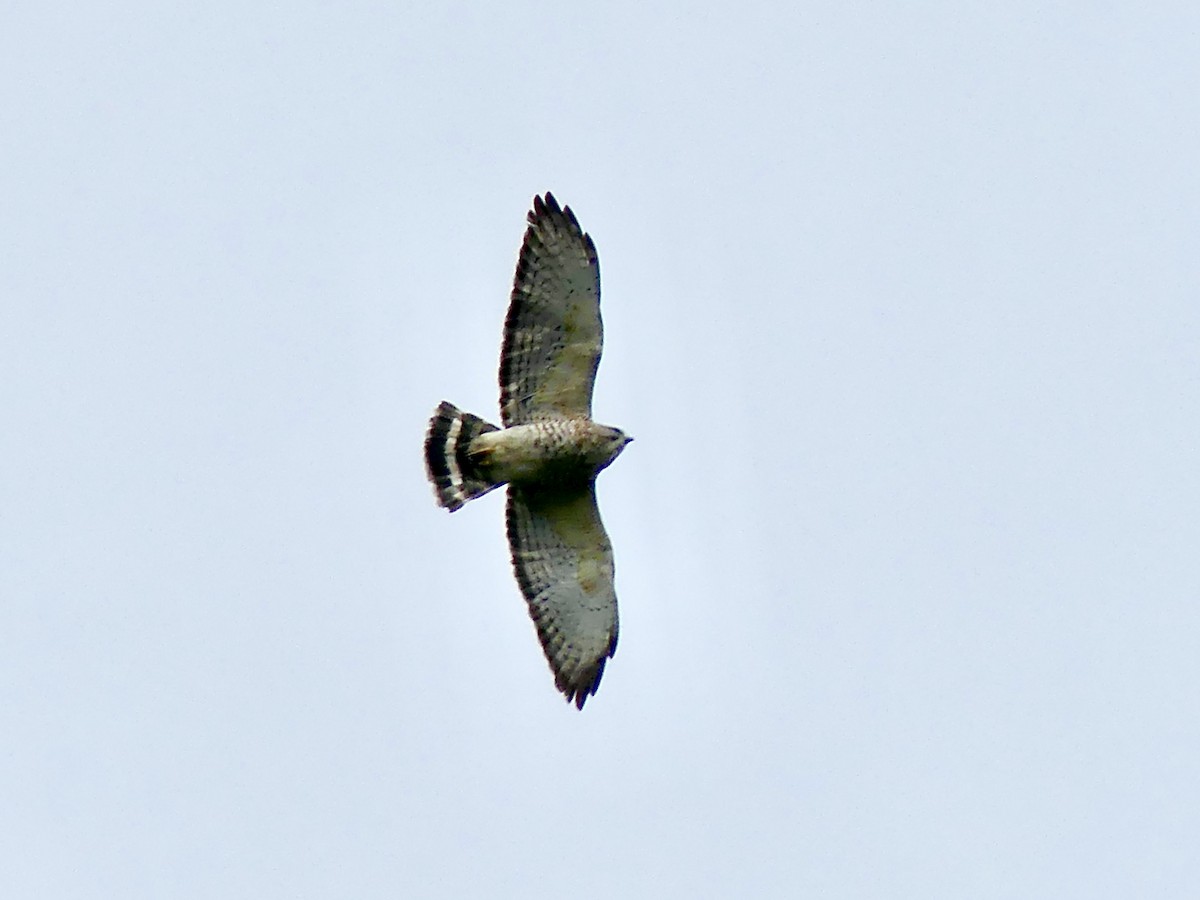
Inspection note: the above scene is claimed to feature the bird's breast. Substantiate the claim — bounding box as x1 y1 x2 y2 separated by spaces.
471 419 601 486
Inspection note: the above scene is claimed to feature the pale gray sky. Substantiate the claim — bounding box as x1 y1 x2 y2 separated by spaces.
3 2 1198 897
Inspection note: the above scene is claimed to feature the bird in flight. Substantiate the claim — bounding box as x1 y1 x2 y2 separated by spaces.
424 193 631 709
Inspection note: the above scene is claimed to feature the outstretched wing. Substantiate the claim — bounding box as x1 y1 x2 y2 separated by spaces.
500 193 602 427
506 483 619 709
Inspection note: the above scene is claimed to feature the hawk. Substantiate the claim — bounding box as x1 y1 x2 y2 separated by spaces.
424 193 631 709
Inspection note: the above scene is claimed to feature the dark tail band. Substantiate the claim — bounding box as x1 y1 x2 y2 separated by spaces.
424 401 501 511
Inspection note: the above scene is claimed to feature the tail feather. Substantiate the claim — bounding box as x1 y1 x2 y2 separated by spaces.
424 401 501 511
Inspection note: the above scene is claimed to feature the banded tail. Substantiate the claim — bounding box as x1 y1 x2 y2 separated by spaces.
424 401 501 511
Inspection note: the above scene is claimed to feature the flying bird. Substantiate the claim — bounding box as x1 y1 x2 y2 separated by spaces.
424 193 631 709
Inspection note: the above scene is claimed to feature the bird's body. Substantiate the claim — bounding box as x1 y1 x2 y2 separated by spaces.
424 193 630 709
473 417 628 485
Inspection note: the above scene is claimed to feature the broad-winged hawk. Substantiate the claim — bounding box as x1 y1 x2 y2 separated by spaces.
424 193 631 709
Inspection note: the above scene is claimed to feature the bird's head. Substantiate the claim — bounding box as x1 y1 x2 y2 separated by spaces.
593 424 632 471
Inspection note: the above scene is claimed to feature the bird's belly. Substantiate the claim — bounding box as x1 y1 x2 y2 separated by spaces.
471 422 593 486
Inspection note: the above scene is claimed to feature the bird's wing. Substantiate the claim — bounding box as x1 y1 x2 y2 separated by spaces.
506 482 618 708
499 193 602 427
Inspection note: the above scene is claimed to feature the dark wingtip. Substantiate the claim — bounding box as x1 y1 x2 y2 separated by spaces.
562 653 610 710
530 192 550 223
527 192 590 257
530 192 564 222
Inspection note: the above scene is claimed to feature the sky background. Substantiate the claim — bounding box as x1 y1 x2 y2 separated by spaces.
3 2 1198 897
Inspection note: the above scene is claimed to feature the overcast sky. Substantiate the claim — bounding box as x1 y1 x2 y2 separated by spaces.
3 2 1198 897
